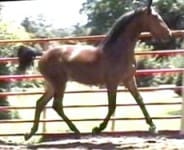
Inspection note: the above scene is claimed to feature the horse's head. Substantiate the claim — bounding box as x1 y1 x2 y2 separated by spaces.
141 0 172 39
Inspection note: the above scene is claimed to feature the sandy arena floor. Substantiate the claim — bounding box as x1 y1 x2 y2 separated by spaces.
1 133 184 150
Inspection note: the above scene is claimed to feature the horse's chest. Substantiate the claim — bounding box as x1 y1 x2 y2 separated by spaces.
106 63 136 81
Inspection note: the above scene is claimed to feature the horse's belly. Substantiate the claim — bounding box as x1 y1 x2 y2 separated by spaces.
70 72 104 85
67 64 104 85
72 77 103 85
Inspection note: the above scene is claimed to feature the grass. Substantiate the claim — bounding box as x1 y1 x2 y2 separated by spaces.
1 82 183 143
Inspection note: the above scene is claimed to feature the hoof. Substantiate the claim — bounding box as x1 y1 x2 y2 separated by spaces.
149 126 158 134
92 127 101 134
73 133 81 139
24 133 32 141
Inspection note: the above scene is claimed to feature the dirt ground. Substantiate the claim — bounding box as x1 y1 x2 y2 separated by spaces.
1 133 184 150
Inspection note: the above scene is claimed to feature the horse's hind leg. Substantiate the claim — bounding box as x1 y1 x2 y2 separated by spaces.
124 77 157 133
92 84 117 134
24 82 53 141
52 83 80 134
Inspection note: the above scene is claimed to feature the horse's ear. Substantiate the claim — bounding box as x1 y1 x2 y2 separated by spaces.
147 0 153 14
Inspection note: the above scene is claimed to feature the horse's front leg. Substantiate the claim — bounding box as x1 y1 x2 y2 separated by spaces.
124 77 157 134
24 93 52 141
92 84 117 134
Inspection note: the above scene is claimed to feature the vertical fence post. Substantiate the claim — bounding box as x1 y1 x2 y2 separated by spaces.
42 108 47 134
180 71 184 134
111 113 116 131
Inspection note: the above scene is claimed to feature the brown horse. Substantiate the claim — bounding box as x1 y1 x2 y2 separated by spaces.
22 0 171 140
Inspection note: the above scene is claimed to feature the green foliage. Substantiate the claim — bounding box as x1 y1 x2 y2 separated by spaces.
21 15 72 38
21 15 53 37
169 55 184 96
0 22 30 40
135 42 156 86
81 0 184 35
81 0 134 34
153 55 184 85
155 0 184 29
0 95 11 120
0 22 30 57
72 23 90 36
151 0 184 50
0 21 30 119
135 42 184 88
169 55 184 68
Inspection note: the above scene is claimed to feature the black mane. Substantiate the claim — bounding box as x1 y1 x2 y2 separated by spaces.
103 8 143 48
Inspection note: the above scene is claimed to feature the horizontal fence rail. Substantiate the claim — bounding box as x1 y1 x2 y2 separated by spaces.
0 68 183 81
0 86 183 97
0 49 184 63
0 102 182 110
0 30 183 138
0 30 183 44
0 116 181 124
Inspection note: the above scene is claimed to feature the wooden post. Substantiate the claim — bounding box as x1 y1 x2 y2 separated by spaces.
180 71 184 134
42 108 47 134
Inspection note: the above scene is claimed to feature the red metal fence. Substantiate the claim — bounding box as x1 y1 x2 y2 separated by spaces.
0 30 183 138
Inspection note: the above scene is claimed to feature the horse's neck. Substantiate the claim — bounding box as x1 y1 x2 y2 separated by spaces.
120 18 143 49
101 14 144 66
113 21 143 64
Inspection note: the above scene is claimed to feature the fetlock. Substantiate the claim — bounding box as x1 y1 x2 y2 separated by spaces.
149 125 158 134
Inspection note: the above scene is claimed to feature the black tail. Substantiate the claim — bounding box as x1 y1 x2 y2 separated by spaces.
17 45 42 74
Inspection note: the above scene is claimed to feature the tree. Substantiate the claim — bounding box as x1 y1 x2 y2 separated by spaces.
81 0 132 35
155 0 184 30
21 14 72 38
81 0 184 36
72 23 90 36
21 14 53 37
152 0 184 49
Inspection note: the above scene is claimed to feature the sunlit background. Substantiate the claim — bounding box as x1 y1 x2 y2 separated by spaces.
1 0 87 28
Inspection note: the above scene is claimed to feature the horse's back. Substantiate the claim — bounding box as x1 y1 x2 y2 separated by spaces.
39 44 102 66
38 45 104 85
60 44 102 63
